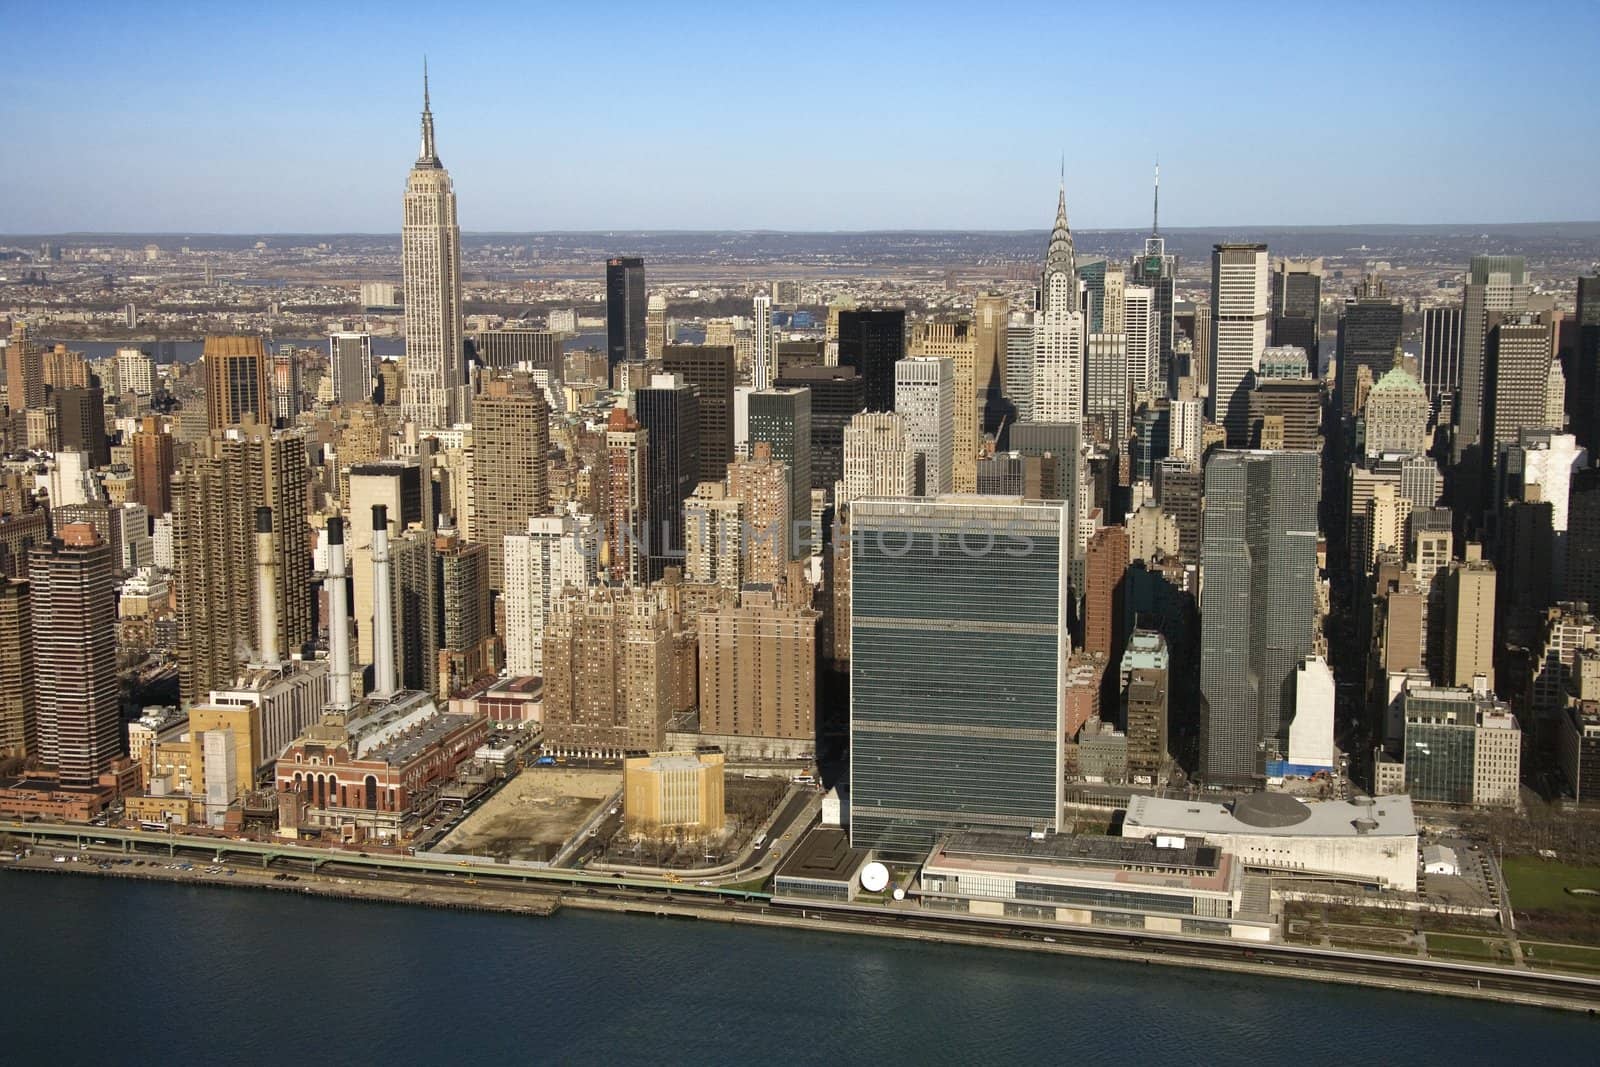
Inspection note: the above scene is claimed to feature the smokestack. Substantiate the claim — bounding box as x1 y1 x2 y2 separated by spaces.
326 517 352 710
370 504 397 699
255 507 279 664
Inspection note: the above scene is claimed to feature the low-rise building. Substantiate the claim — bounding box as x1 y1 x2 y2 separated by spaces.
623 748 724 835
920 831 1274 942
1122 793 1418 892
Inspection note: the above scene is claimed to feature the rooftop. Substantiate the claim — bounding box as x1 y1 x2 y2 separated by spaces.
1123 793 1417 839
938 831 1221 873
776 828 870 883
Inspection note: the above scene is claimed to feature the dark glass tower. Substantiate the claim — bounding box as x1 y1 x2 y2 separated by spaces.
662 344 736 473
776 365 865 492
1271 259 1323 369
1199 450 1318 786
605 256 646 370
747 388 812 556
1335 283 1403 420
635 375 700 579
837 308 905 412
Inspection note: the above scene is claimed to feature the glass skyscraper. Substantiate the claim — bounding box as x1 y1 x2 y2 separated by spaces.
849 497 1071 854
1200 451 1319 786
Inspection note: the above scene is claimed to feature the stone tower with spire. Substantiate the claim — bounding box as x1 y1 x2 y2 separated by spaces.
1032 176 1085 424
400 61 465 430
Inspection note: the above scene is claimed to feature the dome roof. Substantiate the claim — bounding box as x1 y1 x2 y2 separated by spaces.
1229 792 1311 828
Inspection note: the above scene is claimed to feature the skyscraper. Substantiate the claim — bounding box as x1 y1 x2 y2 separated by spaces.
698 587 820 743
400 70 465 430
894 356 954 495
663 344 736 472
840 412 918 504
646 293 668 361
1270 258 1323 368
30 524 119 786
542 585 672 757
909 317 978 492
606 256 647 371
837 308 905 412
470 372 551 591
635 373 701 578
329 331 375 405
727 442 790 584
204 335 273 431
1458 255 1531 458
1033 184 1085 425
1421 304 1463 409
172 426 312 705
503 512 599 676
1200 451 1319 785
1209 244 1269 446
974 294 1011 433
605 408 649 585
5 322 44 413
1129 169 1177 396
747 388 812 556
850 496 1071 853
1484 313 1555 461
752 293 775 390
1124 284 1160 399
0 579 33 758
1336 279 1404 421
776 365 864 492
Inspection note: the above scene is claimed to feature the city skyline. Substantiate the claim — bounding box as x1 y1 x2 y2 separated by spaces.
3 3 1598 233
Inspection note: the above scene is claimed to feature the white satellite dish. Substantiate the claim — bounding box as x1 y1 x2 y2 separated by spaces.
861 861 890 893
892 886 906 901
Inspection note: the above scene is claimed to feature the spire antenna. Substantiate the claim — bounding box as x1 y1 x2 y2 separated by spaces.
419 58 437 163
1152 159 1160 236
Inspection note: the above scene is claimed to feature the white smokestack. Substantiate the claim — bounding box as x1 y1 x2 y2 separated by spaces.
255 507 279 664
326 517 352 710
371 504 397 699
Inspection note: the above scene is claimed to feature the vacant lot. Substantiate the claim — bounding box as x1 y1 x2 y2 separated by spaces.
435 768 620 864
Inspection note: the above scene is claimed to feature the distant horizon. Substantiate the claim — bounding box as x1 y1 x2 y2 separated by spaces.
7 220 1600 240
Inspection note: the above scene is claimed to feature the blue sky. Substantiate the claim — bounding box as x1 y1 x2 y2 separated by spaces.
2 1 1596 232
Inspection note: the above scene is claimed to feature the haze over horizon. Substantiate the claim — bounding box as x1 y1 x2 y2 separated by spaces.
2 0 1596 233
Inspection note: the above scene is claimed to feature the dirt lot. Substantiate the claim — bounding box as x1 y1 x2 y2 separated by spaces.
434 768 621 863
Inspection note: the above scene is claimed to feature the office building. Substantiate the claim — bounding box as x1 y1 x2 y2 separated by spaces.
1130 180 1178 395
1337 282 1405 421
0 580 34 758
752 293 775 390
840 412 918 504
1084 525 1129 661
894 356 954 495
646 293 668 361
400 74 464 429
623 750 725 835
30 525 119 786
542 585 672 757
1484 313 1555 460
683 482 744 589
636 374 701 577
54 382 109 467
434 526 493 699
747 389 811 556
698 586 819 743
777 366 864 492
1271 258 1323 369
1361 362 1430 456
974 293 1011 433
1033 186 1085 425
469 328 563 375
837 308 905 412
470 372 550 590
909 318 979 492
1120 629 1169 784
606 256 647 370
1200 451 1319 786
663 344 736 471
1401 681 1521 807
329 332 375 404
1004 317 1036 425
1209 244 1270 445
1443 544 1497 691
1248 376 1322 452
1421 305 1463 409
850 496 1071 853
1124 284 1160 399
1457 255 1530 466
203 335 273 430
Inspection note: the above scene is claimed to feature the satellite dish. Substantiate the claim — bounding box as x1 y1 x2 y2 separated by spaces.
892 886 906 901
861 861 890 893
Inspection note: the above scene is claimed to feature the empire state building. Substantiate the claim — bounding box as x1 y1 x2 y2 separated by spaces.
401 69 464 430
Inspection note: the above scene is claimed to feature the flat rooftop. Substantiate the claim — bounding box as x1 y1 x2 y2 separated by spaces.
937 831 1221 873
776 828 870 884
1124 793 1416 839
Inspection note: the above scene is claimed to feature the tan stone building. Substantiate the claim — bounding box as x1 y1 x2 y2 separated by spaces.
909 317 978 492
698 587 819 741
471 373 550 591
543 585 672 756
623 749 724 834
683 481 744 589
727 442 789 584
203 335 273 431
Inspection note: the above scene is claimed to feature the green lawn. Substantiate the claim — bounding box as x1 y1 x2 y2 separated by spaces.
1427 933 1507 961
1523 940 1600 967
1501 857 1600 914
